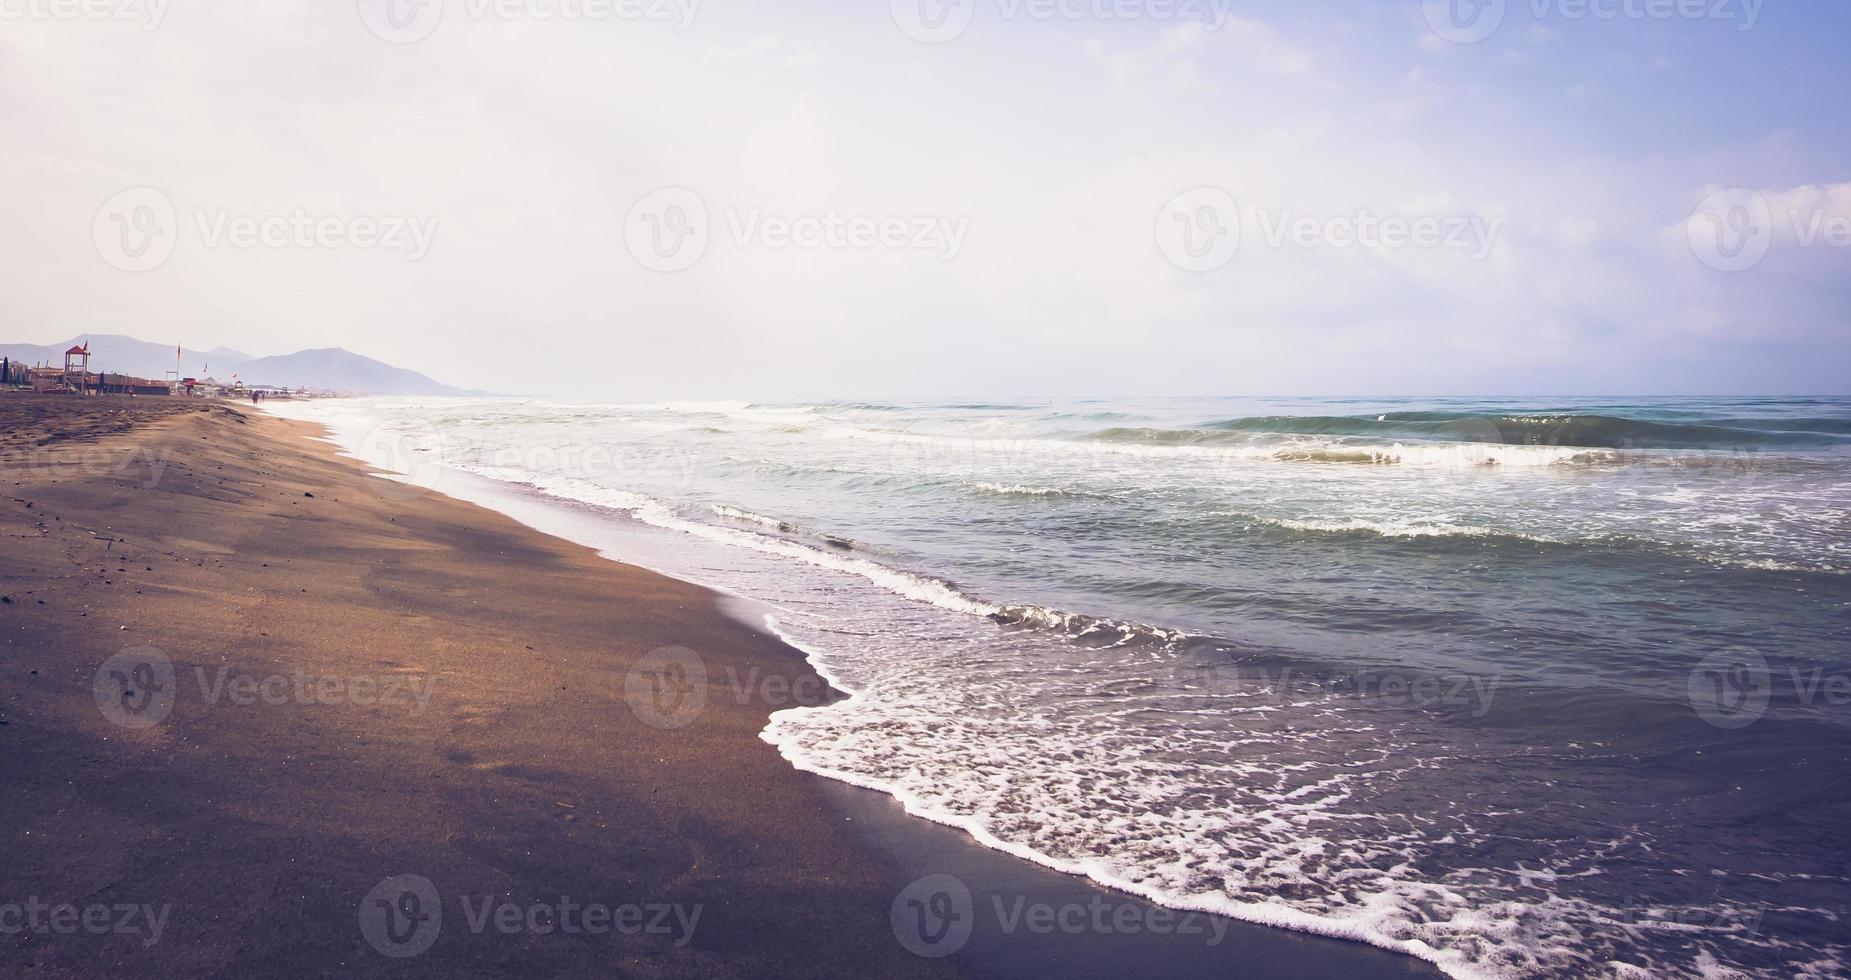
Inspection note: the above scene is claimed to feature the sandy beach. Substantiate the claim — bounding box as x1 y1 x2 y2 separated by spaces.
0 395 1441 978
0 396 956 977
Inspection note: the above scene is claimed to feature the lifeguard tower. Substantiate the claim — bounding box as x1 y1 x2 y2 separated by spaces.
63 343 91 393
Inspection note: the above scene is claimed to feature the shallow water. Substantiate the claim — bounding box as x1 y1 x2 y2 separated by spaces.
271 395 1851 979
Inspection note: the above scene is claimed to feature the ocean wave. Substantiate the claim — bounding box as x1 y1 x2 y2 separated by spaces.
1260 516 1551 542
710 504 794 531
965 481 1093 499
651 498 1195 647
637 399 754 414
1096 413 1851 451
990 604 1189 646
1268 444 1606 467
867 426 1605 470
802 401 908 413
1221 511 1849 576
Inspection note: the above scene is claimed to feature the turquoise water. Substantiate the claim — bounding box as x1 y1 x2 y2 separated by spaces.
277 395 1851 978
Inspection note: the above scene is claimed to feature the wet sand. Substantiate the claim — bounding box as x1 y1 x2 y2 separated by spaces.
0 394 1437 978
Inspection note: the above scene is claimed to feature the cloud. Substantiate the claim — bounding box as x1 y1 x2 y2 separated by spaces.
0 3 1844 396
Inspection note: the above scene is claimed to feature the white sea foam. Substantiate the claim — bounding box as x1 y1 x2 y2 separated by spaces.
967 481 1085 498
710 504 789 529
1263 516 1552 542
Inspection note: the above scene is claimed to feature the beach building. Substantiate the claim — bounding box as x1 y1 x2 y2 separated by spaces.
63 344 91 392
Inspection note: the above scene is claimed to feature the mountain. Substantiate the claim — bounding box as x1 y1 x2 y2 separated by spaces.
234 348 478 396
0 335 477 396
0 334 250 379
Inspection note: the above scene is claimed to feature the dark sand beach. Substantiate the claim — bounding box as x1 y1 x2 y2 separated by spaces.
0 395 1436 978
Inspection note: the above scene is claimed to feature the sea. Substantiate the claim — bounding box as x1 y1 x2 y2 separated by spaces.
267 395 1851 979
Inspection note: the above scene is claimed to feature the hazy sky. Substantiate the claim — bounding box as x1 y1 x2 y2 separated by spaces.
3 0 1848 397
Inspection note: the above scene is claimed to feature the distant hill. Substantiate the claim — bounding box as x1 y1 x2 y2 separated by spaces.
0 334 250 379
0 335 477 396
235 348 478 396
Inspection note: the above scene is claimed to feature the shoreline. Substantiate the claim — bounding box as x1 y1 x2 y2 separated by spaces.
1 395 1437 978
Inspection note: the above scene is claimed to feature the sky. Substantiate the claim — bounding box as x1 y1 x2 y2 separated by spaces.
2 0 1848 398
